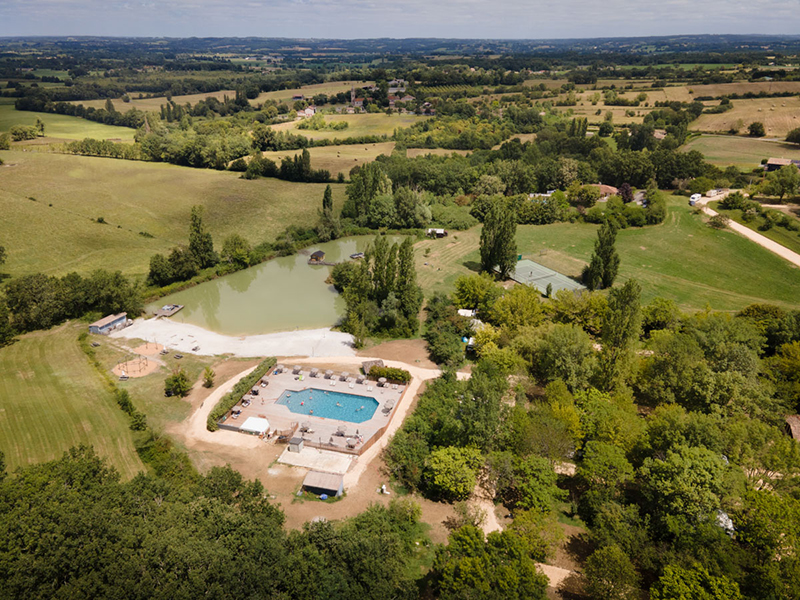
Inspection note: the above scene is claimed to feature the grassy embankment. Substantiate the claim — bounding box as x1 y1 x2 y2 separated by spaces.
710 200 800 256
0 150 346 279
0 322 144 477
414 195 800 312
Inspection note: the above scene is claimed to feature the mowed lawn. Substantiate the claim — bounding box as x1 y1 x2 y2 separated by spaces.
271 113 424 141
682 135 800 169
0 323 144 478
262 141 396 176
710 200 800 256
0 151 346 279
415 197 800 312
0 103 136 141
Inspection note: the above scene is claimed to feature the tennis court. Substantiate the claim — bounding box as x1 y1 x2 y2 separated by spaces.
508 259 586 294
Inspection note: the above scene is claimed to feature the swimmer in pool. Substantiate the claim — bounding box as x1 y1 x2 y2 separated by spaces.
336 402 341 407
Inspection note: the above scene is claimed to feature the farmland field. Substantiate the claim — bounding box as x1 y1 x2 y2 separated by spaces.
682 134 800 168
414 195 800 311
270 112 424 140
262 141 396 176
0 323 144 478
252 80 372 104
691 96 800 138
73 81 373 112
0 151 345 279
73 89 237 112
0 103 136 140
406 147 471 158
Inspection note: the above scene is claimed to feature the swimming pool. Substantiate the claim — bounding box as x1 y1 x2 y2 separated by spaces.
276 388 379 423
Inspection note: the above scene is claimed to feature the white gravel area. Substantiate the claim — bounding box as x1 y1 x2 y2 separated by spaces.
110 318 355 358
277 447 354 475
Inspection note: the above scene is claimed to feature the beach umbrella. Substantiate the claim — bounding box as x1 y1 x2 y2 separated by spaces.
378 377 387 386
325 369 334 379
340 371 350 381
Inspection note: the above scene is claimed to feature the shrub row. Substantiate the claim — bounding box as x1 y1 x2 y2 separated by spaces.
367 365 412 383
206 357 276 431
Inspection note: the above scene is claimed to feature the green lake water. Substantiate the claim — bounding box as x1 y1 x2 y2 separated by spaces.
149 236 398 336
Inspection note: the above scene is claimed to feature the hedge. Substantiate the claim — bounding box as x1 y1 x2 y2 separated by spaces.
367 366 412 384
206 357 276 431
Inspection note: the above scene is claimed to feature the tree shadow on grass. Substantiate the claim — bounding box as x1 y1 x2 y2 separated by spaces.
461 260 481 273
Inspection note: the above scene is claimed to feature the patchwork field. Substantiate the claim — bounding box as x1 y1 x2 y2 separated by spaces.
414 196 800 311
0 103 136 140
262 141 396 176
682 134 800 168
270 113 424 140
0 323 144 478
0 151 345 279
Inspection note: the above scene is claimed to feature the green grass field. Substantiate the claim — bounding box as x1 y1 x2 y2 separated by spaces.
415 196 800 311
0 151 346 279
710 200 800 256
0 104 136 140
262 141 396 176
682 134 800 169
271 113 423 141
0 323 144 478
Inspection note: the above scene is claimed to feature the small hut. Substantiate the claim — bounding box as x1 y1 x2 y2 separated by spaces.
309 250 326 263
288 437 304 452
302 471 344 498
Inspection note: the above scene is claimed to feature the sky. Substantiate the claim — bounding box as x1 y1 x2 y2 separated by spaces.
1 0 799 39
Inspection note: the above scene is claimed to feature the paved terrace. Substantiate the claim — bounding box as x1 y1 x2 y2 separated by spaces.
223 366 407 454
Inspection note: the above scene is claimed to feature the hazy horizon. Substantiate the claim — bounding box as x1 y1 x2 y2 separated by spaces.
2 0 799 40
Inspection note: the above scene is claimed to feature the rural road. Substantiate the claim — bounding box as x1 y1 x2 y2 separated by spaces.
697 192 800 268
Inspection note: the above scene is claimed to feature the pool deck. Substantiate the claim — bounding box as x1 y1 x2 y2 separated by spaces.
224 367 407 455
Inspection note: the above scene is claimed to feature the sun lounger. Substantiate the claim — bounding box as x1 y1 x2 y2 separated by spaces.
349 383 355 389
367 386 373 392
391 383 398 390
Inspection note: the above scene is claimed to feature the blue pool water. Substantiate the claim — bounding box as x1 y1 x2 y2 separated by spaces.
277 388 379 423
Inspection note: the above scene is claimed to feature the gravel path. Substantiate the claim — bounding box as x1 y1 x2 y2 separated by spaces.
111 319 356 358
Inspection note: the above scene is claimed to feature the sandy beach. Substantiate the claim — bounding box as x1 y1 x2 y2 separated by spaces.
110 318 356 358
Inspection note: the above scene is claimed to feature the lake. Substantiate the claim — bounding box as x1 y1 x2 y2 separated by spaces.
149 236 399 336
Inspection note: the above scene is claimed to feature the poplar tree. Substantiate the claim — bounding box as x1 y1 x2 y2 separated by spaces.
583 221 619 290
480 197 517 279
188 206 218 269
322 184 333 211
395 236 423 325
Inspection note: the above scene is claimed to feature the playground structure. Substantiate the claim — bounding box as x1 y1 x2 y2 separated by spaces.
111 341 165 379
